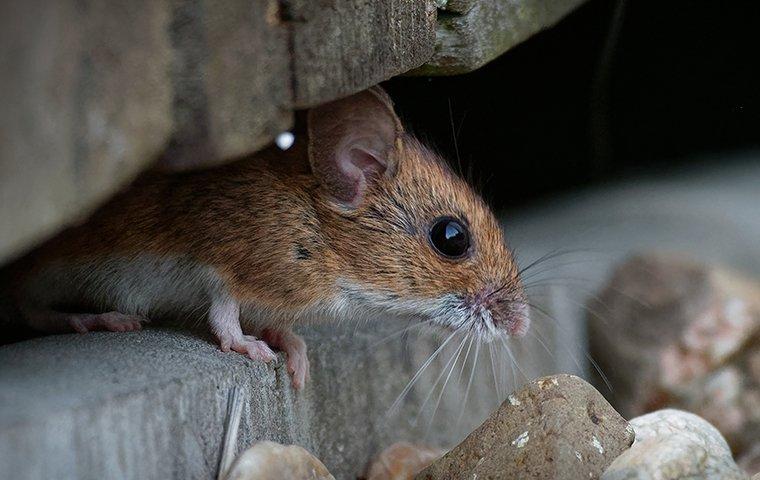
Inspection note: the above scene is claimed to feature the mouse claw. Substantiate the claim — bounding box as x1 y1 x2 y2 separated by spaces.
290 351 310 390
262 328 310 390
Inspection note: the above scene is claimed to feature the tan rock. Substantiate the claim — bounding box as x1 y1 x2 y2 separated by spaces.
223 441 334 480
602 409 749 480
588 252 760 458
415 374 633 479
366 442 444 480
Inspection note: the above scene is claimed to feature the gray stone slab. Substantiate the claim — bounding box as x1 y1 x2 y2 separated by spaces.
0 0 174 263
415 0 588 75
0 322 562 479
284 0 438 108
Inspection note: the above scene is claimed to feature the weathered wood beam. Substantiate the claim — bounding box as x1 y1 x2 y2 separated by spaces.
414 0 588 75
0 0 173 262
284 0 437 108
0 0 589 262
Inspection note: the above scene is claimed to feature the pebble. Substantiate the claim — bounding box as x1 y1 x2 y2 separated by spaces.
223 441 334 480
366 442 445 480
602 409 749 480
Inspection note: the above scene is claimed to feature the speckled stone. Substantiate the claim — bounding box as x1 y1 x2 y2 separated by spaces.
415 374 634 479
602 409 749 480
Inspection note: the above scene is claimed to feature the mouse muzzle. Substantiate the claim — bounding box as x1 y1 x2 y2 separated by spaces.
459 285 530 340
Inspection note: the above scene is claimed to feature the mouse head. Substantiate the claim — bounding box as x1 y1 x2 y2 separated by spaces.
308 87 528 340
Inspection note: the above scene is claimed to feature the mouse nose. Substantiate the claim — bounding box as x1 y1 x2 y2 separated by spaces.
493 299 530 337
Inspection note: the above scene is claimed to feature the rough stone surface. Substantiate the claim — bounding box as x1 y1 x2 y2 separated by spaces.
415 0 587 75
0 325 556 480
0 0 173 263
284 0 437 108
602 409 749 480
223 441 334 480
366 442 444 480
415 374 634 479
587 253 760 464
0 0 598 263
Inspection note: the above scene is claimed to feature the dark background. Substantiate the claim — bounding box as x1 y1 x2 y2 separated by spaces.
385 0 760 210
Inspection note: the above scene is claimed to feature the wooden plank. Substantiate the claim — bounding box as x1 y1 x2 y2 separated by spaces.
0 0 173 263
438 0 477 15
415 0 588 75
283 0 438 108
159 0 293 170
1 0 442 261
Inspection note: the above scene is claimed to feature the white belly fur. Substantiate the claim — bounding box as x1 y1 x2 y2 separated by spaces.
23 255 226 327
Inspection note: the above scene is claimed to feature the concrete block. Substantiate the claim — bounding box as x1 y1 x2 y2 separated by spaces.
0 322 562 479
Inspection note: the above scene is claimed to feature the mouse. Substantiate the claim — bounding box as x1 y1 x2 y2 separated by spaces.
1 86 529 389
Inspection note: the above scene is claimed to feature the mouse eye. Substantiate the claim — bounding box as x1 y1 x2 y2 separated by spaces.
429 216 470 259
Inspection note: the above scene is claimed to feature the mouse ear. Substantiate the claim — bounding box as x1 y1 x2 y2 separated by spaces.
308 86 403 208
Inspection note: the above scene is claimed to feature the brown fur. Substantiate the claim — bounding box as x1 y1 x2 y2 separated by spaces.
7 88 525 337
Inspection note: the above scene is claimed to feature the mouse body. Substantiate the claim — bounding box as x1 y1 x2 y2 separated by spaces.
3 87 529 389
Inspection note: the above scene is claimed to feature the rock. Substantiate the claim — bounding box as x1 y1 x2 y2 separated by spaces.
415 374 634 479
602 409 749 480
366 442 444 480
223 441 333 480
587 253 760 461
738 444 760 477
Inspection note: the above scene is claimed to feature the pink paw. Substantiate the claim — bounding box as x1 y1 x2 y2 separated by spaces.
285 340 310 390
220 334 277 363
262 329 310 390
69 312 146 333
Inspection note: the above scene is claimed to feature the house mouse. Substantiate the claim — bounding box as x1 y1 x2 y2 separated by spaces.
1 86 529 389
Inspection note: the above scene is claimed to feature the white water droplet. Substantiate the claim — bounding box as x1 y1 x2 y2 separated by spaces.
275 132 295 150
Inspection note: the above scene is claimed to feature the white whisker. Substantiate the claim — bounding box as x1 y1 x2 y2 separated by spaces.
387 330 458 416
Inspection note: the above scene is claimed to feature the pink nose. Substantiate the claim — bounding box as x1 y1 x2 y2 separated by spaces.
506 302 530 337
491 299 530 337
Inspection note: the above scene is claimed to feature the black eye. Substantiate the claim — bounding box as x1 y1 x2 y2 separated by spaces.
429 216 470 259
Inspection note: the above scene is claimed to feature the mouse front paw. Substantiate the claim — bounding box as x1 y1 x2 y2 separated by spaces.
262 328 310 390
